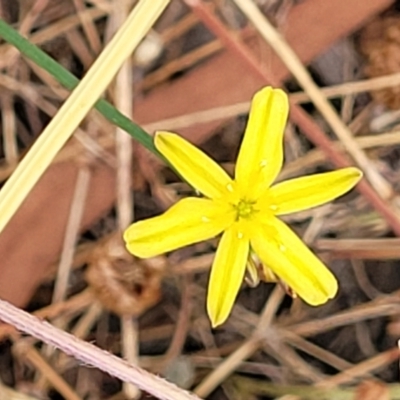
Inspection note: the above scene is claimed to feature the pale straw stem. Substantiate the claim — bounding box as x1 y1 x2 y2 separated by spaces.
0 299 201 400
0 0 170 233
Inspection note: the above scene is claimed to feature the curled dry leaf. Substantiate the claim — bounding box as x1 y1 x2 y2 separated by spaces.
86 235 165 316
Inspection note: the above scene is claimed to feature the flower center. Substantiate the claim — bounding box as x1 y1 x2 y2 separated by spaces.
235 199 257 220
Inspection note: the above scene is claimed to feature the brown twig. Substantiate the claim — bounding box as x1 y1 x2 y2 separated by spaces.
163 275 193 366
112 1 139 397
194 286 285 397
286 294 400 337
13 341 82 400
319 347 400 387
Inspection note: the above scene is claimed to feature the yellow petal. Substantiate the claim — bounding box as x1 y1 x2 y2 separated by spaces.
155 132 232 199
235 87 289 192
250 218 338 306
124 197 235 258
268 167 362 215
207 224 249 327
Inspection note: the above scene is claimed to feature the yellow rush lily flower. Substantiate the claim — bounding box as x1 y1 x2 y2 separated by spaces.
124 87 362 327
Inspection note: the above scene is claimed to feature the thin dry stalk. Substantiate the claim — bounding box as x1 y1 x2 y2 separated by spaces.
53 167 91 305
70 302 103 340
319 347 400 387
1 0 50 69
35 290 94 321
256 285 285 331
0 299 202 400
287 294 400 337
56 302 103 372
0 0 51 167
194 286 284 397
291 72 400 103
72 0 102 55
112 1 138 397
143 72 400 132
36 166 91 390
316 238 400 259
0 290 94 346
351 259 383 299
121 316 140 398
262 338 325 383
194 335 261 398
0 93 18 166
302 206 331 245
340 46 357 125
18 64 43 136
0 72 116 169
18 0 50 36
0 0 170 234
65 29 96 70
141 39 223 90
0 7 109 70
114 4 134 233
161 12 198 42
162 275 193 368
0 74 112 169
13 342 82 400
285 332 355 372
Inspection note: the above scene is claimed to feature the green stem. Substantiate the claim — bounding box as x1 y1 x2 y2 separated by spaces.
0 18 159 157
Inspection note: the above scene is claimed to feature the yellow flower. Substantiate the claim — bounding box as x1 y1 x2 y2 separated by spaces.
124 87 362 327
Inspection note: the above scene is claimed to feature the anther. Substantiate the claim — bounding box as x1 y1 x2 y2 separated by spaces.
279 244 286 252
270 204 278 211
226 183 234 192
201 216 210 222
237 232 244 239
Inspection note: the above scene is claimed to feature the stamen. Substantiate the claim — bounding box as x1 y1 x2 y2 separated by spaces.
279 244 286 252
201 216 210 222
226 183 234 192
260 160 267 168
237 231 244 239
270 204 278 211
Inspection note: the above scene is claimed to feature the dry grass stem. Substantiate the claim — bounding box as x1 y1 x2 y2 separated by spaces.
0 299 201 400
14 341 82 400
112 1 138 397
53 167 91 305
0 0 170 234
194 336 261 398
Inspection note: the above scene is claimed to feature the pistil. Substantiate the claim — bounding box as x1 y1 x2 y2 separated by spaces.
235 199 257 220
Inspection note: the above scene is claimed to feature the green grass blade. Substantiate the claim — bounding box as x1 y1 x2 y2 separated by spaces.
0 18 159 156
